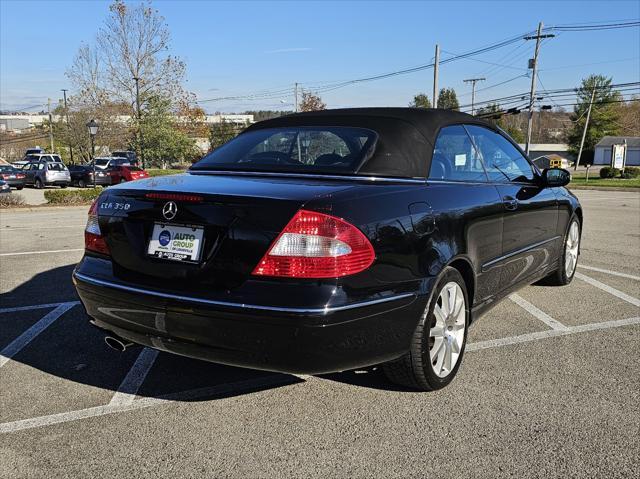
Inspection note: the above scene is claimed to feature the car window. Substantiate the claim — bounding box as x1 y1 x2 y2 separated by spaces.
429 125 487 182
464 125 535 183
47 163 66 171
38 163 45 170
194 127 377 174
95 159 109 167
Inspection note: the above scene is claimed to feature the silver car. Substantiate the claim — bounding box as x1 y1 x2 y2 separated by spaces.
23 161 71 189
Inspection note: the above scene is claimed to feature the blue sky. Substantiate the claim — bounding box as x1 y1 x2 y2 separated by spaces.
1 0 639 113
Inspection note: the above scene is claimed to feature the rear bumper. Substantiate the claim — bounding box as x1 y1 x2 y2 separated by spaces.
45 180 70 186
73 270 425 374
3 179 25 187
78 176 111 186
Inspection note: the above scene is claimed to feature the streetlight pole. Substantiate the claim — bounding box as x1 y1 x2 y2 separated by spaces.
87 119 98 187
133 77 145 169
61 89 74 164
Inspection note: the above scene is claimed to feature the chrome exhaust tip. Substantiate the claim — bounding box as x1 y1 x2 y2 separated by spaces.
104 335 134 352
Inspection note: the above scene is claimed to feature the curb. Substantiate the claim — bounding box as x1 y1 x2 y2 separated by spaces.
1 204 91 212
568 186 640 193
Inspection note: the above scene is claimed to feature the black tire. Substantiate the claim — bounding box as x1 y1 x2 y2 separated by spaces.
60 184 68 189
78 179 86 188
540 215 581 286
16 186 23 190
35 178 43 189
383 267 469 391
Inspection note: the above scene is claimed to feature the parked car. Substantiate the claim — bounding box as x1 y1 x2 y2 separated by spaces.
24 153 64 164
12 161 30 169
111 150 138 166
108 165 149 184
23 161 71 188
90 157 131 170
68 164 111 188
73 108 581 391
0 165 26 189
0 179 10 194
23 147 45 159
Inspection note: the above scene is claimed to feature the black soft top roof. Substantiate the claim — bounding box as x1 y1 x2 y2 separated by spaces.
244 108 494 178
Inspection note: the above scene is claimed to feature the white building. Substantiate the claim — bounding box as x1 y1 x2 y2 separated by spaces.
0 113 254 128
594 137 640 167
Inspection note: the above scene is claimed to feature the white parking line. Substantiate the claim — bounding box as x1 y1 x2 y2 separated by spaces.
0 301 79 314
0 248 84 257
0 302 77 368
575 272 640 307
577 265 640 281
509 294 568 331
467 316 640 352
0 374 296 434
109 348 159 406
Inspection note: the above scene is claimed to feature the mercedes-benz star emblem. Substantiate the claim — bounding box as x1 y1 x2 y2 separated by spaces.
162 201 178 221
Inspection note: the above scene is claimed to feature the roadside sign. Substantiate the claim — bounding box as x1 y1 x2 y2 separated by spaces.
612 143 626 169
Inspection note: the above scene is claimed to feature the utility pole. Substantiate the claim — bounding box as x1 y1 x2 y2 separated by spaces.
433 44 440 108
574 86 597 171
463 78 485 115
47 98 54 152
61 89 74 164
294 83 299 112
133 77 145 169
524 22 555 156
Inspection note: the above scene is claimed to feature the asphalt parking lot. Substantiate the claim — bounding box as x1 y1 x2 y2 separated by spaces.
0 189 638 478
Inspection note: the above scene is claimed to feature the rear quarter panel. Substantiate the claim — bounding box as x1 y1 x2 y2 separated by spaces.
304 181 503 308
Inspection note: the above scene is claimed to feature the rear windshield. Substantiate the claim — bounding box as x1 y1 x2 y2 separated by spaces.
47 163 67 171
95 159 109 166
192 127 377 174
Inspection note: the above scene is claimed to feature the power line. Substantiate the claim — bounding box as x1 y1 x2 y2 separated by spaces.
196 19 640 105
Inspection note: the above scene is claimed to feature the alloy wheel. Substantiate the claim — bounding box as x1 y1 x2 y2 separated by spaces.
428 282 466 378
565 221 580 277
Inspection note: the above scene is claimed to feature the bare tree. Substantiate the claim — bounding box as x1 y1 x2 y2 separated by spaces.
299 91 326 112
67 0 186 109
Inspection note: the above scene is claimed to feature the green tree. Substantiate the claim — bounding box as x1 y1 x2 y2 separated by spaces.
437 88 459 110
209 120 240 150
139 95 199 168
409 93 431 108
476 103 525 143
567 75 621 163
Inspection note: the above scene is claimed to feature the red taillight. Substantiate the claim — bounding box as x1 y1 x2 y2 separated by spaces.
145 193 203 202
17 174 25 179
252 210 375 278
84 199 110 255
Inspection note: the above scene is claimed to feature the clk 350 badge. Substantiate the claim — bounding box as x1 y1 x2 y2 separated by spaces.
100 202 131 211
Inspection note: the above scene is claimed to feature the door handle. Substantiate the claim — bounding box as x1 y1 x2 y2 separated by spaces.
503 196 519 211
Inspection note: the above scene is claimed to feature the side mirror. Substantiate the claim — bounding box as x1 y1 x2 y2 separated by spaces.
543 168 571 187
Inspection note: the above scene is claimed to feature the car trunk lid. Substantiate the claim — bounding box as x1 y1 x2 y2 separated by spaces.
96 173 355 291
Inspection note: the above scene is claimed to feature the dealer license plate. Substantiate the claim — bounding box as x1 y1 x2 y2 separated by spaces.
147 223 204 263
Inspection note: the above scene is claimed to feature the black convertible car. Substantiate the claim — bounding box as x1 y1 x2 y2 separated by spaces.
73 108 581 391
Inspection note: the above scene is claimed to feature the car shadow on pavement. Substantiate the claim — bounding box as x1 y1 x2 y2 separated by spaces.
2 264 410 401
1 264 303 403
